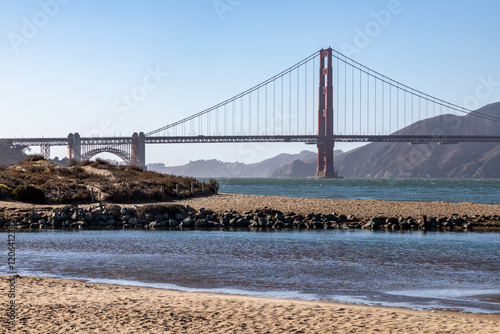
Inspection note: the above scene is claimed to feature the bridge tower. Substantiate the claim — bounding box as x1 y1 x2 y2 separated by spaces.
68 133 81 161
131 132 146 168
316 48 338 178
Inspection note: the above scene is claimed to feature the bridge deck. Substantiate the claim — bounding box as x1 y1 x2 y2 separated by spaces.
5 135 500 146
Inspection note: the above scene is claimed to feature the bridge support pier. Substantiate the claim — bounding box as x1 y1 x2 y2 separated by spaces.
131 132 146 168
315 48 338 178
40 144 50 160
68 133 81 161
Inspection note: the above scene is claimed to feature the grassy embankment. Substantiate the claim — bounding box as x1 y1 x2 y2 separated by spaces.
0 155 218 204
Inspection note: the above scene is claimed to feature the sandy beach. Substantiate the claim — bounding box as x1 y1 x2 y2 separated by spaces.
172 193 500 219
1 276 499 334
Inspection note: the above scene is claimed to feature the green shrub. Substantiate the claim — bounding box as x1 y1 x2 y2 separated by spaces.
0 184 12 200
12 185 46 204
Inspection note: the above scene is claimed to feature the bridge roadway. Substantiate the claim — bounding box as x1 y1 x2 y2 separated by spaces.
7 134 500 147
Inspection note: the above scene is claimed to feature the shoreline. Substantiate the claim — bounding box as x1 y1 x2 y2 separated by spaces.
2 275 499 333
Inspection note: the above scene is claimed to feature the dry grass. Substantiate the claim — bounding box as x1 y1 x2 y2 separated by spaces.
0 157 217 204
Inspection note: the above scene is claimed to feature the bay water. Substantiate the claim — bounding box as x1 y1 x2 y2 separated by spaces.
214 177 500 204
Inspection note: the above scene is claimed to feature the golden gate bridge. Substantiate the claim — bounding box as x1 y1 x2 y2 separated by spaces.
4 47 500 177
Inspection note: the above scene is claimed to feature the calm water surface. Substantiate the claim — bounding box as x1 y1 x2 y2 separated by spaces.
12 229 500 313
214 178 500 204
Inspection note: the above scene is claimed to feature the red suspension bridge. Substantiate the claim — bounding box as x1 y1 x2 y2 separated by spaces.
4 48 500 176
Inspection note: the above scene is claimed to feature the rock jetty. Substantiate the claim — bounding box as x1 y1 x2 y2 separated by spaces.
1 204 499 231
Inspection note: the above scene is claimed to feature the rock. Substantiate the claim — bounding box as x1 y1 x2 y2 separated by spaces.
206 214 218 221
128 218 138 225
70 221 86 229
400 221 411 230
200 208 214 215
153 214 164 222
120 214 132 222
175 213 185 221
31 212 42 221
84 212 94 222
180 217 193 227
52 212 61 222
362 221 375 229
238 218 251 227
169 219 180 227
195 219 209 227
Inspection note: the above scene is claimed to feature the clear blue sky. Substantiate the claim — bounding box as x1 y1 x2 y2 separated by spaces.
1 0 499 165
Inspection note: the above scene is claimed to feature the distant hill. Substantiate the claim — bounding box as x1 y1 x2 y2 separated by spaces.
275 102 500 178
148 151 321 177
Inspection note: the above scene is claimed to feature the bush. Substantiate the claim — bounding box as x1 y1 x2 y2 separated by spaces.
206 179 219 194
23 155 46 163
0 184 12 200
12 185 46 204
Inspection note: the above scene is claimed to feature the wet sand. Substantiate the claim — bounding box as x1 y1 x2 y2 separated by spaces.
1 276 499 334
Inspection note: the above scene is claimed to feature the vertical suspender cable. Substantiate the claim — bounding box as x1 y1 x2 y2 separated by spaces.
351 64 354 134
396 86 399 132
382 80 384 134
336 57 339 134
224 104 227 136
289 71 292 135
265 86 268 135
281 76 284 135
312 58 315 134
344 57 347 134
257 89 260 136
404 91 407 134
295 67 298 135
375 77 377 134
273 80 276 135
240 96 244 135
232 101 235 135
367 71 369 134
249 92 252 135
389 84 392 134
359 68 362 134
304 62 307 135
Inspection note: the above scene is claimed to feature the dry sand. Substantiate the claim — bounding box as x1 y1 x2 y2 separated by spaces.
1 276 499 334
173 193 500 219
